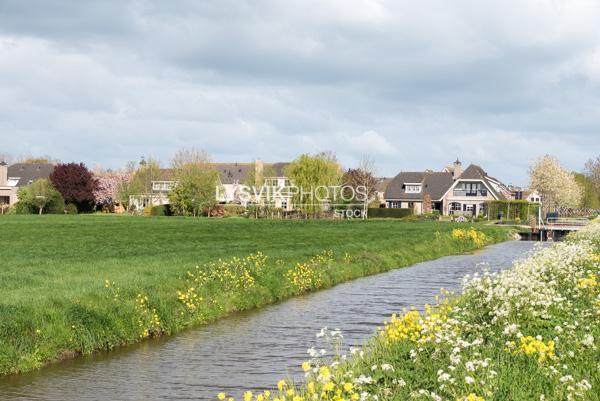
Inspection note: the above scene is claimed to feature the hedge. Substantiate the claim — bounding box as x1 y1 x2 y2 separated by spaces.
367 208 413 219
485 200 540 221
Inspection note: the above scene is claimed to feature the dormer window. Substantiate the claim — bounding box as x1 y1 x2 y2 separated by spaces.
405 183 421 193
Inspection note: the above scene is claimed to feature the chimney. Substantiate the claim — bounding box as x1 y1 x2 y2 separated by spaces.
0 161 7 186
452 158 462 180
255 159 264 184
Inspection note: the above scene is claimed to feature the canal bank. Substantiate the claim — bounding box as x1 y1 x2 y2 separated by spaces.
0 240 536 401
0 218 511 378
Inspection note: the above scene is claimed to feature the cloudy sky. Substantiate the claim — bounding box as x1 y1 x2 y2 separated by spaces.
1 0 599 185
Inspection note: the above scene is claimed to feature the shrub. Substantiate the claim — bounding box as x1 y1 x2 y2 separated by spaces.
367 208 412 219
150 205 171 216
64 204 78 215
223 204 246 217
418 211 440 221
15 179 65 214
143 206 153 216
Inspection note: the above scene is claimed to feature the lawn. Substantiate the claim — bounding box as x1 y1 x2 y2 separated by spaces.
0 215 510 375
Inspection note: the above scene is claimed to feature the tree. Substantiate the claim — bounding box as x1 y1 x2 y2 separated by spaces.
285 152 342 217
117 158 161 209
341 156 378 219
49 163 98 211
168 148 219 216
574 172 600 210
169 164 219 216
94 172 129 211
17 154 60 164
584 156 600 194
16 179 64 214
528 155 582 213
171 147 211 170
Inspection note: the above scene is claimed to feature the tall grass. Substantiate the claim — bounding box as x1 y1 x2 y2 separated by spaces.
0 215 509 375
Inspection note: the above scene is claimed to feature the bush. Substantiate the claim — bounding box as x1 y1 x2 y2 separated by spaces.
223 204 246 217
15 179 65 214
419 211 440 221
143 205 153 216
64 204 78 215
367 208 413 219
150 205 171 216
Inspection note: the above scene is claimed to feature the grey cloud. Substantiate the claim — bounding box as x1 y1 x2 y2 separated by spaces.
0 0 599 185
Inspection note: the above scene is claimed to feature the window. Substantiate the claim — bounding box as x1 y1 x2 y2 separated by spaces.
405 184 421 193
449 202 461 214
388 201 401 208
453 182 487 197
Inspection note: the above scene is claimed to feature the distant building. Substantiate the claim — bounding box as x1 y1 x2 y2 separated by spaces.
128 160 292 211
384 159 517 216
0 162 55 207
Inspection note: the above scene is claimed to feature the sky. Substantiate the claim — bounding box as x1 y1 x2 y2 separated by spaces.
0 0 599 186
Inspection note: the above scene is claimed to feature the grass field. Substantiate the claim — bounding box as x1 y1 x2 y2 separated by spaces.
232 221 600 401
0 215 510 375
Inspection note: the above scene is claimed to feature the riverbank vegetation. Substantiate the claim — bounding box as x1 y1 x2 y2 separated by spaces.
226 220 599 401
0 216 510 375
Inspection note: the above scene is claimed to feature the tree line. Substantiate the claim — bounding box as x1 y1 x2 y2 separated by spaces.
3 150 600 217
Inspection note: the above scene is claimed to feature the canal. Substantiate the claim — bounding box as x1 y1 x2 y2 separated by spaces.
0 241 538 401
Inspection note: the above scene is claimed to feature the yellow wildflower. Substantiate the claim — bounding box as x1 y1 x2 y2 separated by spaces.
217 393 226 401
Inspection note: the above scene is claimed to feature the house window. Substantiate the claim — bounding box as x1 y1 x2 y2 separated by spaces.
449 202 461 215
405 184 421 193
388 201 401 208
453 182 487 197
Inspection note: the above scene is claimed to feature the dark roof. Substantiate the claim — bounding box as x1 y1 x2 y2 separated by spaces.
456 164 503 199
384 171 453 201
153 161 290 186
7 163 55 187
213 163 255 184
376 177 393 192
423 172 455 200
458 164 486 180
269 162 290 177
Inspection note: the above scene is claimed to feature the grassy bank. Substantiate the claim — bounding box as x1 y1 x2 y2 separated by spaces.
230 221 600 401
0 215 510 375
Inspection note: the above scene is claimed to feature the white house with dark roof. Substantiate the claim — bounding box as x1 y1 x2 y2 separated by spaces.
384 159 513 216
0 162 55 207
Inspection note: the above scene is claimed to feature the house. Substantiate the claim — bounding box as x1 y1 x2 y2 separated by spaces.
0 162 55 207
523 189 541 203
129 160 292 211
384 159 515 216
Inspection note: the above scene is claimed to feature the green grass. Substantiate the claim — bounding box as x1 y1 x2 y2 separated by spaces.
0 215 510 375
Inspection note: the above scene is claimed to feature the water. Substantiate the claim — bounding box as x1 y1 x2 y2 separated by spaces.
0 241 537 401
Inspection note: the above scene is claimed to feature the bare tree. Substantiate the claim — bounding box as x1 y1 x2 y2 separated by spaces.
342 155 378 219
584 156 600 193
171 147 212 169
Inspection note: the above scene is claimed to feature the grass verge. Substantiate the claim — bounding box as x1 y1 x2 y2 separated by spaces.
0 215 510 375
229 220 600 401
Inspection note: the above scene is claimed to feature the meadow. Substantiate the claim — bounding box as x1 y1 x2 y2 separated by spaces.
228 221 600 401
0 215 509 375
